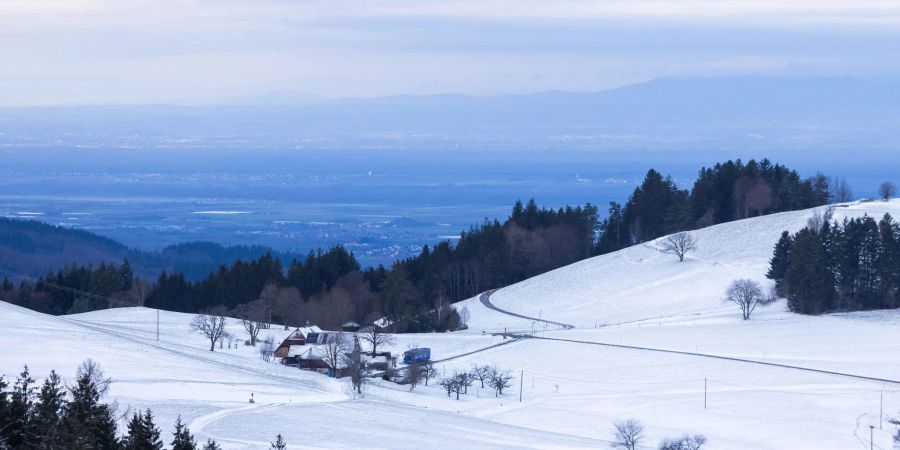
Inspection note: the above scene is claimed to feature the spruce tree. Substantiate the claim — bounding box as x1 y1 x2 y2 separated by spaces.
202 439 221 450
270 434 287 450
766 231 793 294
0 375 9 449
785 228 832 314
61 361 121 450
32 370 66 449
120 259 134 292
170 416 197 450
121 410 162 450
877 214 900 308
6 366 36 448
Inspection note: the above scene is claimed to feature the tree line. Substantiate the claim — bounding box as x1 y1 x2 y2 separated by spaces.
0 360 296 450
597 159 831 254
767 210 900 314
2 158 844 332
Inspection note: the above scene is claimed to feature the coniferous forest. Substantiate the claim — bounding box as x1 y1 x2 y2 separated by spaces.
767 211 900 314
1 158 846 330
0 360 231 450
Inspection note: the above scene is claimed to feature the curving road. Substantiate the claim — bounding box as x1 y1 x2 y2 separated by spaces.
479 290 574 330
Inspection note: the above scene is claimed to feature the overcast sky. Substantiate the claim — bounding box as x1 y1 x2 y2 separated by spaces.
2 0 900 105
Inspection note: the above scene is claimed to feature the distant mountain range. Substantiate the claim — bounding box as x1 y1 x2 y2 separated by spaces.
0 218 304 281
2 76 898 151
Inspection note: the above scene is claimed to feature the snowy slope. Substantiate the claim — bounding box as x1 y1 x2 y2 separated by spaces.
461 200 900 331
4 200 900 449
0 302 599 449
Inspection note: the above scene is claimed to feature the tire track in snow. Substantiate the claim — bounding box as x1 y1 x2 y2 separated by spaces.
481 291 900 385
515 334 900 386
188 402 290 449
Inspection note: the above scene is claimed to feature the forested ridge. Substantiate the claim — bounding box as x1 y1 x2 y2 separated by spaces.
0 217 303 280
2 158 840 330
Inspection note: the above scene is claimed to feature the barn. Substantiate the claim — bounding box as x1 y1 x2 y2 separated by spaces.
273 326 323 359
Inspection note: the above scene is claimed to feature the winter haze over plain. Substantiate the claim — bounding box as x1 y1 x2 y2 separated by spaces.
2 0 900 104
3 1 900 450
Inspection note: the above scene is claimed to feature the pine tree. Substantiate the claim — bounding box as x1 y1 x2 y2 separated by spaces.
0 375 9 450
877 214 900 308
170 416 197 450
785 228 833 314
6 366 36 448
766 231 794 295
121 410 162 450
120 259 134 292
270 434 287 450
32 370 66 449
61 360 121 450
202 439 221 450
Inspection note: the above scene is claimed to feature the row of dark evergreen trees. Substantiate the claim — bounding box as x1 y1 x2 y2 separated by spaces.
767 211 900 314
2 261 137 316
0 360 232 450
1 201 599 333
2 158 837 330
596 159 831 254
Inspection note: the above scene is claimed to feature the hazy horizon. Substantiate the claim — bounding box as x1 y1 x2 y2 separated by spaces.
3 0 900 106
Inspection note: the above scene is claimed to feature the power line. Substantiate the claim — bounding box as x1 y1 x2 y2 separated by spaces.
0 267 139 308
1 267 158 340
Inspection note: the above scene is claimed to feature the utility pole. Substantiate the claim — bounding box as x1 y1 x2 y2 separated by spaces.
869 425 874 450
519 369 524 402
156 309 160 341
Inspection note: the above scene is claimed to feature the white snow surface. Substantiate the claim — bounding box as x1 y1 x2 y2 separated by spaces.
3 200 900 449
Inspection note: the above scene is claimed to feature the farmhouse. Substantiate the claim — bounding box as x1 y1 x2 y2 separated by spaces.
273 326 322 359
276 326 397 376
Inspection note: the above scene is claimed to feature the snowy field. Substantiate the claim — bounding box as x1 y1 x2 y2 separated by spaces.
3 200 900 449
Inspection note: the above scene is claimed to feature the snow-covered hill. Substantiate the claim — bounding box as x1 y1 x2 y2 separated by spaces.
4 200 900 449
460 200 900 331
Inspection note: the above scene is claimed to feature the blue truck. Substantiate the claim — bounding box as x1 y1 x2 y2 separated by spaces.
403 348 431 364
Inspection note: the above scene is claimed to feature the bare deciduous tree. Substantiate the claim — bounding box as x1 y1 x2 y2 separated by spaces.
439 376 456 398
488 370 513 397
405 363 423 391
343 336 369 394
724 279 775 320
830 177 853 203
218 330 231 350
472 365 494 388
805 208 834 234
273 286 302 329
259 336 275 362
234 300 266 346
359 324 395 356
611 419 644 450
458 306 471 330
448 373 468 400
191 310 228 352
459 371 475 394
422 362 437 386
661 232 697 262
880 181 897 201
659 434 707 450
129 277 152 306
320 332 349 377
257 283 279 329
